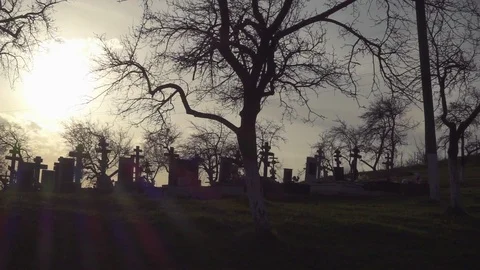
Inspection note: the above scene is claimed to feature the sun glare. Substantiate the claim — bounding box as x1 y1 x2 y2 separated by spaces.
21 40 96 122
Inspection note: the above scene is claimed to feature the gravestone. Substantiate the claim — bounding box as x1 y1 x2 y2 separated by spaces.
41 170 55 191
164 147 179 186
218 157 234 184
96 137 113 192
175 158 200 187
131 146 144 183
269 155 278 181
350 147 361 181
333 149 345 181
118 156 135 190
69 144 88 189
259 142 274 179
315 148 325 180
5 144 22 185
55 157 75 192
16 162 36 191
304 157 317 183
283 168 293 183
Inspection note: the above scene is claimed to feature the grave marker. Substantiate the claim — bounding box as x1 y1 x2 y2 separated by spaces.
69 144 88 189
5 144 22 185
96 137 113 191
350 147 362 181
131 146 144 182
333 149 345 181
164 147 179 186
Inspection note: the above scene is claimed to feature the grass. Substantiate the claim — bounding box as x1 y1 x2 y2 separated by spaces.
1 167 480 269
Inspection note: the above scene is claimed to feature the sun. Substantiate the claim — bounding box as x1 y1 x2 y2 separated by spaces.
21 40 96 123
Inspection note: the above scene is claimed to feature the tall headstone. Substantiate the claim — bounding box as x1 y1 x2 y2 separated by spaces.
164 147 179 186
175 158 200 187
333 149 344 181
118 156 134 189
96 137 113 191
131 146 144 182
16 162 36 191
259 142 273 179
5 144 22 185
305 157 317 183
350 147 361 181
33 156 48 189
69 144 88 189
41 170 55 191
56 157 75 192
283 168 293 183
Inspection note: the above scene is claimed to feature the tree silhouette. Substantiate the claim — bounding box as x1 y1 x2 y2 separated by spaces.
0 0 65 82
95 0 408 234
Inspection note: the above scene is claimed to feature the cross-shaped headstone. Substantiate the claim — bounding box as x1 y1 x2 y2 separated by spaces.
164 147 179 185
69 144 89 188
96 137 112 186
334 149 342 168
350 146 362 181
269 155 278 181
315 148 325 180
259 142 274 178
33 156 48 185
5 144 22 184
131 146 144 182
383 153 393 171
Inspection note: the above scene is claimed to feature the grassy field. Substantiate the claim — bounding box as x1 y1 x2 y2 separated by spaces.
1 169 480 269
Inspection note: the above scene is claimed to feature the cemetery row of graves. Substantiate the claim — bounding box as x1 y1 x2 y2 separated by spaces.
0 134 429 197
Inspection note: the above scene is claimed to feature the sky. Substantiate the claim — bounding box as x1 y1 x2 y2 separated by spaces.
0 0 430 185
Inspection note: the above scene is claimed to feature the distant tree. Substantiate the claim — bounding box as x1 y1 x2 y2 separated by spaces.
142 121 182 179
0 0 65 82
312 130 337 173
95 0 412 234
61 119 133 187
179 120 237 185
327 119 365 170
425 1 480 213
359 95 418 170
0 119 32 169
255 118 286 169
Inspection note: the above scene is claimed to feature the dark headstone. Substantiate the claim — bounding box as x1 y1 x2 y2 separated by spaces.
55 157 75 192
175 159 200 187
16 162 36 191
283 168 293 183
333 167 344 181
118 156 135 190
41 170 55 192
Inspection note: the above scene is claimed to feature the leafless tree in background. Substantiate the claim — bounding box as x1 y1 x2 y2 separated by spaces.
95 0 420 234
0 0 65 82
61 118 133 187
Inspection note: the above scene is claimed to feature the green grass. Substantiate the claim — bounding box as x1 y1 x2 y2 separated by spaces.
1 184 479 270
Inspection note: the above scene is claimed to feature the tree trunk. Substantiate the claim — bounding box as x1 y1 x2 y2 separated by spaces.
447 138 463 213
237 125 271 235
415 0 441 201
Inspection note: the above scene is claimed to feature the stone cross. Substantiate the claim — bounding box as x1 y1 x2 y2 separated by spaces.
269 155 278 181
259 142 274 178
164 147 179 185
33 156 48 185
350 146 362 181
383 153 393 171
69 144 89 188
334 149 342 168
131 146 144 182
315 148 325 180
5 144 22 184
96 137 111 185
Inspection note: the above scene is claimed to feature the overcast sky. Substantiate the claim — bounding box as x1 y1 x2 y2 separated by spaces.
0 0 429 185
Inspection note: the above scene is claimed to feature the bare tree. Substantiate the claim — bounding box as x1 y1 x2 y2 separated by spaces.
360 95 418 170
0 118 32 168
0 0 65 82
256 118 286 168
61 119 133 187
94 0 410 234
425 0 480 213
142 121 182 179
179 120 237 185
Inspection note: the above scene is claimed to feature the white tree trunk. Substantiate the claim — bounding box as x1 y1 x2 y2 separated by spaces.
447 157 462 211
427 153 441 201
243 158 271 234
